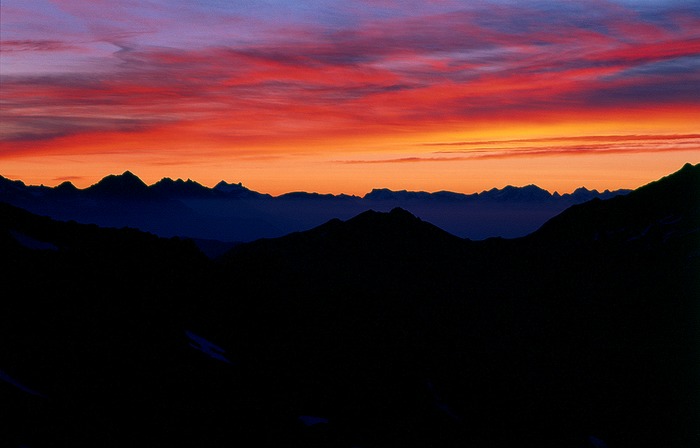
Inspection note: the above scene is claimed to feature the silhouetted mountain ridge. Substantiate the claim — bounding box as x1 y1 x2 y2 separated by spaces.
0 170 633 242
151 177 215 198
213 180 270 198
532 162 700 246
2 170 625 202
85 170 152 198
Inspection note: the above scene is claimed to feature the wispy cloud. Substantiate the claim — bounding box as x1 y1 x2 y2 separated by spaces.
0 39 77 52
424 134 700 148
340 134 700 163
53 175 84 182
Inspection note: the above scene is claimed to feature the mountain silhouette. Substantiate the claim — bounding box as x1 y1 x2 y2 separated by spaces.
532 162 700 245
0 171 631 243
151 177 215 198
84 170 153 198
1 163 698 447
213 180 270 198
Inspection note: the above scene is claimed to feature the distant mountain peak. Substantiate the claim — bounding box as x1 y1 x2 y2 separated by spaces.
363 188 430 201
151 177 211 197
481 184 552 202
97 170 146 185
87 171 150 197
56 180 77 189
54 181 78 193
214 180 247 192
213 180 268 198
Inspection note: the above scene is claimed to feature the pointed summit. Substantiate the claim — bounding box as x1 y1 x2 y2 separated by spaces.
86 171 150 198
47 180 80 199
568 187 598 202
55 181 78 191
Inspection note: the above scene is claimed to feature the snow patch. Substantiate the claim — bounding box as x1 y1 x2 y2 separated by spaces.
0 369 45 397
10 231 58 251
185 331 233 364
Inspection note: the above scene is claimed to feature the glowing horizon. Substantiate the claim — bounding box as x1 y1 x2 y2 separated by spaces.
1 0 699 195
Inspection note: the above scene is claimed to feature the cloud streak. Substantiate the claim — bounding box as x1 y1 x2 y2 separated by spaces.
424 134 700 148
341 134 700 163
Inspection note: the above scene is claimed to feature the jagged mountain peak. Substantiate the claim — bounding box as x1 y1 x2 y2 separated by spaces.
108 170 142 182
215 180 250 193
151 177 212 197
481 184 552 202
213 180 249 192
213 180 269 198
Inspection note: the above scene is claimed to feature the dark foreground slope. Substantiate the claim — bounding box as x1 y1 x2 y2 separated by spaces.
206 164 699 448
1 163 698 447
0 204 211 446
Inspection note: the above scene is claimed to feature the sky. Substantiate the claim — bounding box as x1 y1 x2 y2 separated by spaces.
1 0 699 195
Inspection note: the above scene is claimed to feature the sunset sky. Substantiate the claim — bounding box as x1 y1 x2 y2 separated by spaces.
1 0 699 195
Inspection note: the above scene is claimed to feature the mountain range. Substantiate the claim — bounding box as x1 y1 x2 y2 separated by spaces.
0 171 630 247
1 163 698 447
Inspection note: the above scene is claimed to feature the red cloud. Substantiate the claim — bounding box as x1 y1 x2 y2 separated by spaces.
2 2 698 158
